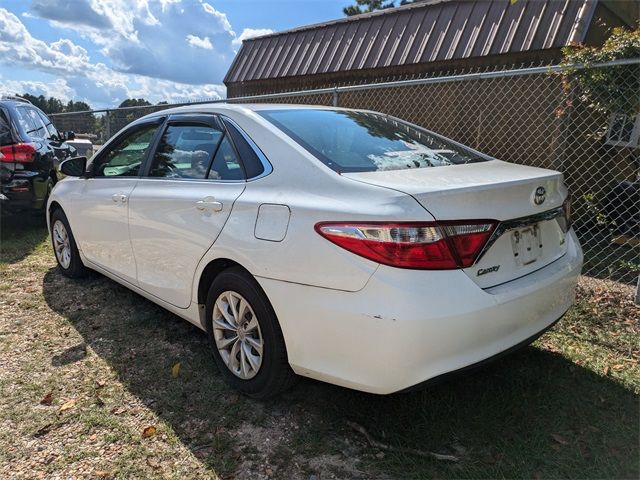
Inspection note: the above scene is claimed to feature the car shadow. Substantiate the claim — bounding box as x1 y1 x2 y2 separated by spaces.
0 212 49 264
42 268 639 479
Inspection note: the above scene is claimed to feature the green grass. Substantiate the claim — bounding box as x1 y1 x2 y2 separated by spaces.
1 218 638 479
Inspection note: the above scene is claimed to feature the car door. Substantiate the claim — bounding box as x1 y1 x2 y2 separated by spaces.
127 114 246 308
71 118 163 284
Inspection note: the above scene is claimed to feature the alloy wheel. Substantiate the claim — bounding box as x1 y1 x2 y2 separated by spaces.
212 291 264 379
52 220 71 269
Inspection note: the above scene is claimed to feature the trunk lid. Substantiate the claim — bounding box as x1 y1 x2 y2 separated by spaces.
343 160 569 288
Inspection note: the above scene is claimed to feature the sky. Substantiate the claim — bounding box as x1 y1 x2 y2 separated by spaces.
0 0 347 108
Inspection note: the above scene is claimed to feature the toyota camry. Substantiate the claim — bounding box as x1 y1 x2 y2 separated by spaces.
48 104 582 398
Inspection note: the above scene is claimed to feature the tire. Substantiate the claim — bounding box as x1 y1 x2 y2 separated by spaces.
205 267 297 398
50 208 89 278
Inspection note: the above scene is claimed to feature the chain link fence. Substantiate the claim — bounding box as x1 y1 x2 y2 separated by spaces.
50 59 640 286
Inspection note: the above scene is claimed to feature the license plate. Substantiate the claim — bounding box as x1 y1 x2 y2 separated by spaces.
510 224 542 266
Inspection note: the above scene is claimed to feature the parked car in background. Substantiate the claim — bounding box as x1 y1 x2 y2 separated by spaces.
65 137 94 158
48 104 582 398
0 95 79 212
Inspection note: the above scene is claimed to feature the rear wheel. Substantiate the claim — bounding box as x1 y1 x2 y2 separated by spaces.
205 267 296 398
50 208 88 278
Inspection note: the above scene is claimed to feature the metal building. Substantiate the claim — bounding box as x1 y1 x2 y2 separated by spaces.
224 0 637 97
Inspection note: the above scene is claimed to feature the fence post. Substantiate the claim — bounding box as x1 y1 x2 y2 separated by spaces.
104 110 110 141
333 88 339 107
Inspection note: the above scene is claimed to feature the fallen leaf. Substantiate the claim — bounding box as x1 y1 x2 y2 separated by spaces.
95 470 113 478
146 457 161 469
58 399 76 414
110 407 126 415
40 392 53 406
171 362 181 378
603 365 610 376
96 379 106 388
612 364 625 371
142 426 157 438
551 433 569 445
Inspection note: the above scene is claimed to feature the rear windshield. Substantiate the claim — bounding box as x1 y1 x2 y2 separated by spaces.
259 109 488 173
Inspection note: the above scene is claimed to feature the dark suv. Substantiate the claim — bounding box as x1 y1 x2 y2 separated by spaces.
1 96 77 212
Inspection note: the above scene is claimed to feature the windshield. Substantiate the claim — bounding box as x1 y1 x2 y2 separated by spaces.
259 109 488 173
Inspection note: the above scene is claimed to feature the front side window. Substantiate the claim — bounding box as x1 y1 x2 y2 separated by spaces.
92 123 159 177
259 109 487 173
149 124 224 179
37 110 58 139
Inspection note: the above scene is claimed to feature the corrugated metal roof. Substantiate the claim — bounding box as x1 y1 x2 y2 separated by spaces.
224 0 598 84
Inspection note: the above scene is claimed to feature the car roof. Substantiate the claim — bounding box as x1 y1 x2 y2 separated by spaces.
0 96 34 107
140 102 363 123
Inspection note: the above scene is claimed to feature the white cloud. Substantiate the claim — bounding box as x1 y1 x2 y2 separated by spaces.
27 0 257 85
233 28 275 47
0 2 273 108
186 34 213 50
0 77 74 102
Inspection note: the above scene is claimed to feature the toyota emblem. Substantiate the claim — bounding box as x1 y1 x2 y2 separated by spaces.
533 186 546 205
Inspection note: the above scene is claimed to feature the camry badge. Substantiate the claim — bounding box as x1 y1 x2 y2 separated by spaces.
533 186 546 205
477 265 500 276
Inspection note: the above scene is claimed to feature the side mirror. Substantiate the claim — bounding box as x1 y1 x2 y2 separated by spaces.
60 156 87 177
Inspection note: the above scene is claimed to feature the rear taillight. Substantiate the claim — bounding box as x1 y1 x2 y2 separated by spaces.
0 143 37 163
562 195 572 231
315 221 496 270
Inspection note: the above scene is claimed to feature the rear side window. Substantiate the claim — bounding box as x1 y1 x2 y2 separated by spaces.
259 109 487 173
208 135 244 180
0 109 12 146
149 124 224 179
223 119 265 179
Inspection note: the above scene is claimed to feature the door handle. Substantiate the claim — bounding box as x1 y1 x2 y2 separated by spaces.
111 194 127 203
195 198 223 212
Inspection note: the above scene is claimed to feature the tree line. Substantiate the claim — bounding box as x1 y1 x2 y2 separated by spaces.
343 0 423 16
20 94 154 115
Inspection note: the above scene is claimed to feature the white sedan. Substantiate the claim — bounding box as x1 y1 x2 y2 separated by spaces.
48 104 582 398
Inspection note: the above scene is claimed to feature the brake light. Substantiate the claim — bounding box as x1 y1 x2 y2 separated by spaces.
0 143 37 163
315 221 496 270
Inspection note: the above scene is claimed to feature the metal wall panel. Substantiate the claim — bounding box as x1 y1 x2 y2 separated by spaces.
224 0 598 84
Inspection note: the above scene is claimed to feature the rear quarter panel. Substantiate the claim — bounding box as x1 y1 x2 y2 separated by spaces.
193 108 435 294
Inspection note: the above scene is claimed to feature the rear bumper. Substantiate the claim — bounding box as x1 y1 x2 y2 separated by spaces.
1 172 48 210
258 230 583 394
399 311 565 392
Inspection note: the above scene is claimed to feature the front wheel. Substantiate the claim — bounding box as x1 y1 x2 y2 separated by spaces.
205 267 296 398
50 208 88 278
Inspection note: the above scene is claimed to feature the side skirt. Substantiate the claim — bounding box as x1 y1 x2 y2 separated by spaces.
82 258 206 331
